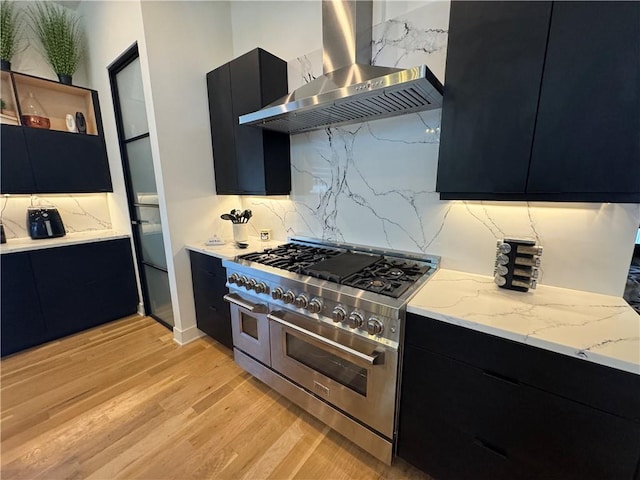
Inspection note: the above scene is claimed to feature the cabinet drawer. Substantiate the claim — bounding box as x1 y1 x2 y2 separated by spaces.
189 252 227 290
193 292 232 349
401 345 640 480
398 411 540 480
405 313 640 421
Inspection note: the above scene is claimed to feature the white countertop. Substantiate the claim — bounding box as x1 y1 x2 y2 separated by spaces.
0 230 130 254
408 269 640 375
186 237 285 261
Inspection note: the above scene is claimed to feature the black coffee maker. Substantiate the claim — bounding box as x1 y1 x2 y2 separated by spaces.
27 206 66 239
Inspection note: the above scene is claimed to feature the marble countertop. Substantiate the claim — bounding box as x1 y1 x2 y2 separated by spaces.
0 230 130 254
408 269 640 375
186 237 285 260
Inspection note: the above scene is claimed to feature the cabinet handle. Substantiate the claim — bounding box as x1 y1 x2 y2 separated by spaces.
474 437 508 460
482 369 520 386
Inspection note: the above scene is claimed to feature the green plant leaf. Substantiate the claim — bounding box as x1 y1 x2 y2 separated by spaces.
27 1 83 76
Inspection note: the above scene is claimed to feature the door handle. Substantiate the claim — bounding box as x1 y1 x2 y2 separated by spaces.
223 293 267 313
268 312 382 366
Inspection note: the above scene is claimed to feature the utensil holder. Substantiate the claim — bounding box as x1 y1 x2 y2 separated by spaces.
233 223 248 243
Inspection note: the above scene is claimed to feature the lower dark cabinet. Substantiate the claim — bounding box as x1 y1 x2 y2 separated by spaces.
398 315 640 480
189 251 232 349
0 252 48 355
31 239 138 339
1 238 138 356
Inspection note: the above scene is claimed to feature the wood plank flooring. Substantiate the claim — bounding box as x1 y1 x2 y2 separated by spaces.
1 315 431 479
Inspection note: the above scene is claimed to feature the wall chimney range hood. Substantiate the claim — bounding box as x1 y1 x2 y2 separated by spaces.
239 0 443 135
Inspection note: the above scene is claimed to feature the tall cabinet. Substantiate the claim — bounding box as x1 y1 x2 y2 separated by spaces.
436 1 640 202
207 48 291 195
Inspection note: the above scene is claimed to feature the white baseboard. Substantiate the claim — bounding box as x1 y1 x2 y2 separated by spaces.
172 324 205 345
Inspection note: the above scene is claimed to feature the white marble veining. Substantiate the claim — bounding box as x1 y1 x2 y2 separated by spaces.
408 269 640 374
0 230 130 254
186 237 284 261
240 2 640 297
1 194 112 240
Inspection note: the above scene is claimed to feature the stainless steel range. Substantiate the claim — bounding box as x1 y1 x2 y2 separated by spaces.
222 237 439 464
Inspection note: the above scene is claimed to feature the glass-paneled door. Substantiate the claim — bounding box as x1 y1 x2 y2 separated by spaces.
109 44 174 328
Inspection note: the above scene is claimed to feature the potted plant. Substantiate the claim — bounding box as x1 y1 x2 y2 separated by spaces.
28 2 83 84
0 0 22 71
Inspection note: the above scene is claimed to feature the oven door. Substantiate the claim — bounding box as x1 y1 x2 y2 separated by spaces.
268 309 398 438
224 292 271 366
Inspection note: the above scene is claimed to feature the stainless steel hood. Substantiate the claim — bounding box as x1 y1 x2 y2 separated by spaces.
239 0 443 135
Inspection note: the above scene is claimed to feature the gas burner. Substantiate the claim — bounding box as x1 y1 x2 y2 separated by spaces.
369 279 388 289
388 268 405 277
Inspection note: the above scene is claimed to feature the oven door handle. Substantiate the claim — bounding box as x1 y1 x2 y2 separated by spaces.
223 293 268 314
268 312 382 366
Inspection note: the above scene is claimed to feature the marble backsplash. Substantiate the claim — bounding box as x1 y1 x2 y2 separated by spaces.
1 194 112 239
237 2 640 297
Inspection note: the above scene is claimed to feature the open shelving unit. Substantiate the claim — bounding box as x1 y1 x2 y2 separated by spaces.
0 71 98 135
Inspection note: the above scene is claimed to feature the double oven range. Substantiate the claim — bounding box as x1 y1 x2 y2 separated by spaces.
222 237 439 464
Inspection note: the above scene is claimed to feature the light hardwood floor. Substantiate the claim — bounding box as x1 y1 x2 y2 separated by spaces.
1 315 431 480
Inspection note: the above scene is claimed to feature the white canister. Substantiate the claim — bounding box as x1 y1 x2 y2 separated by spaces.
232 223 248 243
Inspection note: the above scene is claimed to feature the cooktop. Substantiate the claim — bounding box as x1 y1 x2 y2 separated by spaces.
237 242 432 299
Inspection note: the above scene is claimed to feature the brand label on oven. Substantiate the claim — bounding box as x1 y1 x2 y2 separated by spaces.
313 381 330 398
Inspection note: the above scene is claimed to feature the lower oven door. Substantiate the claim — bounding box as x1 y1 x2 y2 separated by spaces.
268 309 398 438
224 292 271 366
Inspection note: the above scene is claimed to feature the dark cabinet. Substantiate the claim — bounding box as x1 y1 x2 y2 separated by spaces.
0 71 112 194
0 252 48 356
31 239 139 339
0 125 36 193
24 128 111 193
0 239 138 356
189 251 232 349
397 313 640 480
207 48 291 195
436 1 640 203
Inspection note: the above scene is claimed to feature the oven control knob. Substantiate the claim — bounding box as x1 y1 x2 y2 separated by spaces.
347 311 364 329
332 305 347 323
282 290 296 304
271 287 284 300
307 298 323 314
228 273 239 284
247 278 257 290
294 294 309 309
254 282 268 294
237 275 249 287
366 317 384 336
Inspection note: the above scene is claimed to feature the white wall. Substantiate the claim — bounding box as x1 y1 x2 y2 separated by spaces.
230 1 321 59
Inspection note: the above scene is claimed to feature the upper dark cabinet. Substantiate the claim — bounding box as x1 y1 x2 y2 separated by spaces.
436 1 640 203
207 48 291 195
0 71 112 194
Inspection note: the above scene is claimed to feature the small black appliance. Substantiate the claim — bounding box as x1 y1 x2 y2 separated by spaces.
27 207 66 239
